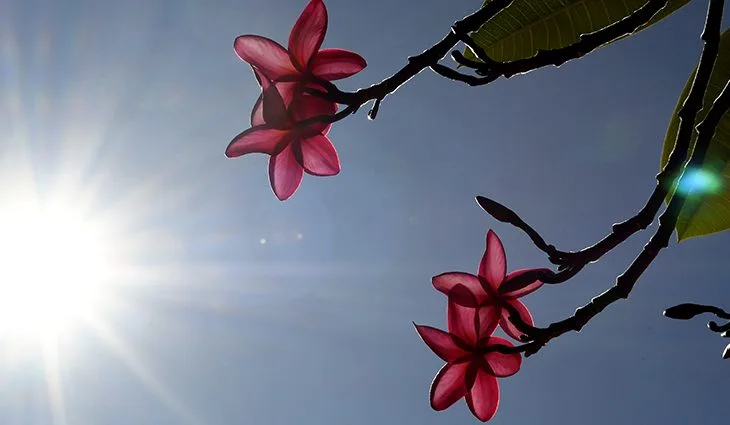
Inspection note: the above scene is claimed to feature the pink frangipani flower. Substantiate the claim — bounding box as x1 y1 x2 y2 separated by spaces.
234 0 366 87
226 68 340 201
433 230 551 341
228 0 366 201
414 298 522 422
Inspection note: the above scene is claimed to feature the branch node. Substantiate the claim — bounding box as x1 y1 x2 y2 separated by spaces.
367 98 382 120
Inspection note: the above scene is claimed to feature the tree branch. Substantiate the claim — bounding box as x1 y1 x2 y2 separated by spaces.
314 0 673 120
477 0 724 276
550 0 725 270
430 63 498 86
309 0 516 113
512 0 728 357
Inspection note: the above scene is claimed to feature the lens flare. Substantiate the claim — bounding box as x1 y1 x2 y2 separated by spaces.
676 168 722 196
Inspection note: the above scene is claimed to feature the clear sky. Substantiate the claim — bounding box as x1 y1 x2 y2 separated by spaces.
1 0 729 424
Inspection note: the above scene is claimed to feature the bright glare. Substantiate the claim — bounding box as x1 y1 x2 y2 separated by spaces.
677 168 722 195
0 203 115 338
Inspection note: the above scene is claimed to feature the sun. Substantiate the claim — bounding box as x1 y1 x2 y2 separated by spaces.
0 201 116 338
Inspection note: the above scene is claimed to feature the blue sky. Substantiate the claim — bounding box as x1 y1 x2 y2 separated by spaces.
1 0 729 424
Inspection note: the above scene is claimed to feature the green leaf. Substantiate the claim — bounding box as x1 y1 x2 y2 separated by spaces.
465 0 689 63
661 29 730 242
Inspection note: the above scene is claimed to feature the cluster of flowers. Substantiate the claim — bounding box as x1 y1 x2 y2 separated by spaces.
415 230 549 421
227 0 366 201
229 0 548 421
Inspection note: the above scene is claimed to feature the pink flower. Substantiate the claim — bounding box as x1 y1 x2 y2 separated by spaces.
233 0 366 87
226 68 340 200
228 0 367 201
432 230 550 341
414 298 522 422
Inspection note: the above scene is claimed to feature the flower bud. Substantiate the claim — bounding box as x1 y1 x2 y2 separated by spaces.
663 303 710 320
476 196 519 223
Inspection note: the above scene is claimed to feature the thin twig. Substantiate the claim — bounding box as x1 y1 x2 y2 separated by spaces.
708 320 730 333
708 307 730 320
430 63 498 86
295 104 360 129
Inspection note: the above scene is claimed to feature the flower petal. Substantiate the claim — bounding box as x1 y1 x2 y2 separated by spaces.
251 94 265 126
476 305 500 340
483 337 521 377
479 230 507 289
252 81 301 127
234 35 297 80
448 299 477 346
432 272 488 305
414 324 468 362
465 369 500 422
226 126 292 158
448 300 499 346
297 134 340 176
262 85 288 128
501 268 550 298
445 284 480 309
250 67 270 126
268 143 304 201
311 48 367 80
288 0 327 70
251 65 270 89
429 361 469 411
499 299 534 341
276 82 301 108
